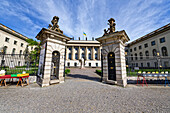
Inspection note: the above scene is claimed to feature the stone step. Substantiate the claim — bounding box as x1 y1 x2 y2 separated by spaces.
50 80 59 84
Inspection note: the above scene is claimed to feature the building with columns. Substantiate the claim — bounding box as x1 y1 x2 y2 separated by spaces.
126 23 170 68
65 40 101 68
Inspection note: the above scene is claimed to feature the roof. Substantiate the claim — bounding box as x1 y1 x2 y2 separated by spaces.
36 28 71 41
128 23 170 46
67 40 100 44
0 23 29 41
96 30 130 42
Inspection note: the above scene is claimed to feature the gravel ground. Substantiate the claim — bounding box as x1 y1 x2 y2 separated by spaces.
0 68 170 113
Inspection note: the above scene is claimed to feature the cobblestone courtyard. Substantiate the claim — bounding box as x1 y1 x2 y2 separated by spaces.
0 68 170 113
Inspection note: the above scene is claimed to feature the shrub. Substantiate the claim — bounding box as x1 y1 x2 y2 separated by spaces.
65 69 70 75
96 69 102 75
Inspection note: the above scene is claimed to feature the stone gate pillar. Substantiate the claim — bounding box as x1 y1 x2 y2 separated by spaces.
96 18 130 87
36 16 71 87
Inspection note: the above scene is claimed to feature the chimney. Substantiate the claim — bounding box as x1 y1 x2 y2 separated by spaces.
79 37 80 40
86 37 87 40
72 37 74 40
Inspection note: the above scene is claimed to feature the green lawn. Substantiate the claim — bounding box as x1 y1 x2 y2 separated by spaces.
1 67 38 75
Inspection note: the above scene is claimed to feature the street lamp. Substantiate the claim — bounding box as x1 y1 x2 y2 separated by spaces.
157 51 161 73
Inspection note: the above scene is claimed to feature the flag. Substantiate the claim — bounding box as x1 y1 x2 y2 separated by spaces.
83 32 86 36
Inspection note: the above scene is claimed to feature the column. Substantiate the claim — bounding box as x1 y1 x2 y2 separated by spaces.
65 46 68 60
78 46 81 60
85 47 88 60
98 46 101 60
71 46 74 60
92 46 95 60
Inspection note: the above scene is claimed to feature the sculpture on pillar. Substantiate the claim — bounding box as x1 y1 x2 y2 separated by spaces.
103 18 116 36
48 16 63 34
79 58 85 69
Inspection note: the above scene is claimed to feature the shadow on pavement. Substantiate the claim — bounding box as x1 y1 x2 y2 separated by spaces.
66 74 101 82
128 79 170 85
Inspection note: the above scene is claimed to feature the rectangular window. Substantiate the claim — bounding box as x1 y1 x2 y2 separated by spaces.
141 63 143 67
21 43 23 47
154 62 158 68
95 53 98 60
160 37 165 43
75 47 78 51
75 53 78 60
69 53 71 59
151 41 155 46
82 48 85 51
144 43 148 48
14 40 17 45
69 47 72 51
5 37 10 42
134 47 136 51
18 61 21 66
125 49 128 52
139 45 142 50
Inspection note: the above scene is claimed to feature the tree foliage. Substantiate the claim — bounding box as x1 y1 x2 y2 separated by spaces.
26 39 39 46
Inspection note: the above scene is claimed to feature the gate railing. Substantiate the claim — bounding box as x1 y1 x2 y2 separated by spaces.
125 55 170 77
0 53 39 76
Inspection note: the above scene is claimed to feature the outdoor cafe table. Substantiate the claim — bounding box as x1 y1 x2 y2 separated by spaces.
0 73 29 87
137 73 170 87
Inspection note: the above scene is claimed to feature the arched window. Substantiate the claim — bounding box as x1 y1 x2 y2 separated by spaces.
145 51 149 59
67 62 70 67
96 63 98 67
95 53 98 60
161 47 168 56
4 46 7 54
147 62 150 67
152 49 157 56
88 53 91 60
139 52 143 59
74 62 77 67
19 50 22 57
12 48 16 56
135 53 137 60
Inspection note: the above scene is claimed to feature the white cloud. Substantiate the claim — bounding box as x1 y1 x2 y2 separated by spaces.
0 0 169 41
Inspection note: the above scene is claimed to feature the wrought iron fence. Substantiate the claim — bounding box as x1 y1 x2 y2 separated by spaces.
125 55 170 76
0 53 39 76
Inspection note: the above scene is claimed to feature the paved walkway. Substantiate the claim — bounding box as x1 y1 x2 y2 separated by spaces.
0 68 170 113
66 68 101 82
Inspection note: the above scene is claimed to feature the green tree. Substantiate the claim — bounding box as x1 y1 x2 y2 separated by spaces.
24 39 41 66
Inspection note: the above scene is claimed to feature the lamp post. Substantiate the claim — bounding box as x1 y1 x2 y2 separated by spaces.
125 52 130 76
157 51 161 73
0 46 5 70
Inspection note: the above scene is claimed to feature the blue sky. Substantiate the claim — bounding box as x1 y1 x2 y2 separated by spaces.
0 0 170 42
